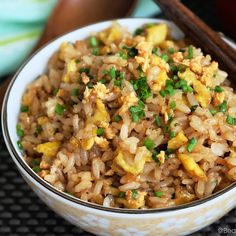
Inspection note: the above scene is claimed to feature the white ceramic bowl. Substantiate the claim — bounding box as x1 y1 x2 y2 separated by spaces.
2 18 236 236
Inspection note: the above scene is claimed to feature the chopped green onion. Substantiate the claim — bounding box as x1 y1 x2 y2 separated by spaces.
159 90 166 97
161 54 169 62
209 108 217 116
144 138 155 150
138 100 145 109
32 158 41 166
131 190 138 199
122 46 138 58
118 191 126 198
16 124 24 137
79 67 90 74
71 88 79 96
20 105 29 113
87 82 94 89
109 67 116 80
173 75 178 81
17 140 23 150
134 28 144 36
130 77 151 101
169 131 176 139
113 115 122 122
168 48 175 54
35 125 42 134
96 127 105 136
218 100 227 113
226 115 236 126
55 104 66 115
92 48 99 55
131 113 139 123
187 137 197 152
89 36 98 47
32 166 41 173
165 85 174 96
186 45 193 59
166 148 174 155
52 88 59 96
119 51 128 60
154 191 163 197
175 79 187 89
190 105 198 112
154 115 162 127
163 125 170 133
170 101 176 110
214 86 224 93
98 78 106 84
152 47 159 56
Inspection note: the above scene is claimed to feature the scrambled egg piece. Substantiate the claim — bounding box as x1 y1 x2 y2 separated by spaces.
151 55 169 71
37 116 48 125
98 23 122 45
69 136 79 149
200 61 218 87
175 189 196 205
168 131 188 149
95 136 109 150
35 141 61 158
80 137 94 150
92 99 110 128
178 154 207 181
178 68 211 108
213 91 225 106
62 59 77 83
157 151 165 164
125 190 147 209
151 70 168 92
119 92 138 115
93 83 109 100
59 42 78 61
115 147 152 175
146 24 168 45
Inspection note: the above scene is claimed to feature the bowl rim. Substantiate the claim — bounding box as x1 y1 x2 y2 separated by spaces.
2 17 236 215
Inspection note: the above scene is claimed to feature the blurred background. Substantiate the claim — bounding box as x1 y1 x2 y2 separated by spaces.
0 1 236 235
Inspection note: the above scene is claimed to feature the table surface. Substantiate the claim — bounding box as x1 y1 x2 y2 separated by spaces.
1 1 236 235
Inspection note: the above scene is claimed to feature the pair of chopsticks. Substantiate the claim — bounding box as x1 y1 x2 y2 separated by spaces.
155 0 236 78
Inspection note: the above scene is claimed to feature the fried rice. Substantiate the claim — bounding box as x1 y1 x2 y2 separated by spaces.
17 22 236 209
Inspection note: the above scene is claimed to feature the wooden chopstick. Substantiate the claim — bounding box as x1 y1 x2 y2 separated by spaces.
154 0 236 78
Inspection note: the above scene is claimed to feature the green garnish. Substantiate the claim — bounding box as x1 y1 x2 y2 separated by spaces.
166 148 174 155
89 36 98 47
17 140 23 150
109 66 116 80
182 85 193 93
154 115 162 127
134 28 144 36
154 191 163 197
96 127 105 136
169 131 176 139
52 88 59 96
170 101 176 110
175 79 187 89
16 124 24 137
92 48 99 55
165 84 175 96
32 166 41 173
190 105 198 112
98 78 106 84
32 158 41 166
138 100 145 108
123 46 138 58
20 105 29 113
226 115 236 126
168 47 175 54
131 190 138 199
118 191 126 198
161 54 169 62
113 115 122 122
71 88 79 96
144 138 155 150
130 76 151 101
159 90 166 97
187 137 197 152
209 108 217 116
114 71 125 87
214 86 224 93
173 75 178 81
152 47 159 56
35 125 42 134
186 45 193 59
119 51 128 60
163 125 170 133
218 100 227 113
129 104 145 123
87 82 94 89
79 67 90 74
55 104 66 115
152 150 160 163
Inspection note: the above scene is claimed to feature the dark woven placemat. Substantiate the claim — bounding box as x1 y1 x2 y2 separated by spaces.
1 1 236 235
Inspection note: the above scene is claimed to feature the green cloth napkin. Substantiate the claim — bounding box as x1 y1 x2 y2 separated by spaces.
0 0 160 77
